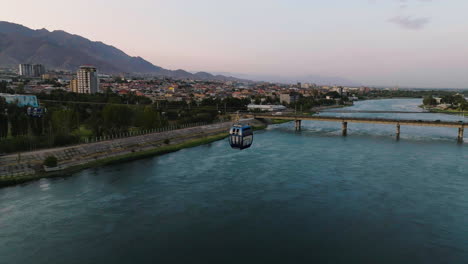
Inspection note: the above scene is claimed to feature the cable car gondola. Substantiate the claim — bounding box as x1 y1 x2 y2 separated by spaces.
229 124 253 150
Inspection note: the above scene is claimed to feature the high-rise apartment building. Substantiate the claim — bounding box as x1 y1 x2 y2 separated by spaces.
33 64 45 77
77 66 99 94
19 64 45 77
19 64 33 77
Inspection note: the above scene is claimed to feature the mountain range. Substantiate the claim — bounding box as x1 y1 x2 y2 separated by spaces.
210 72 361 86
0 21 362 86
0 21 246 82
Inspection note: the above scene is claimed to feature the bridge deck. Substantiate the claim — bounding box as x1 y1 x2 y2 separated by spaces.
247 114 465 128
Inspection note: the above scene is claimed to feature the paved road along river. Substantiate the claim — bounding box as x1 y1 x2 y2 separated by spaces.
0 99 467 263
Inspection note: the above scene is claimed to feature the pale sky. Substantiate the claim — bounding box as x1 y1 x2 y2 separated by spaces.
2 0 468 88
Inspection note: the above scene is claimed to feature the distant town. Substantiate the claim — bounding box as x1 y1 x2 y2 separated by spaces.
2 64 403 107
2 64 467 108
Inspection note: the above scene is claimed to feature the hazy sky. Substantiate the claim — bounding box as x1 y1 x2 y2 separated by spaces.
3 0 468 88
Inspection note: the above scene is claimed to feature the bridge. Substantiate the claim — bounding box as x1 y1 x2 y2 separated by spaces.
317 110 467 114
244 113 466 143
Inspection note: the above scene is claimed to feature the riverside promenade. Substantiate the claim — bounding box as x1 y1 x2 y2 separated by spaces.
0 121 238 185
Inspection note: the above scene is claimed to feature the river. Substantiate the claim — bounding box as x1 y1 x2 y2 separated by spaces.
0 99 467 263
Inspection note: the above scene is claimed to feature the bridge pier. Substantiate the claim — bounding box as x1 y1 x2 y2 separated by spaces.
396 124 401 141
458 126 464 143
342 121 348 137
295 120 302 131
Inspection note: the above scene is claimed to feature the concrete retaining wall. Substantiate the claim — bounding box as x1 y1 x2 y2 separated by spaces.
0 122 235 180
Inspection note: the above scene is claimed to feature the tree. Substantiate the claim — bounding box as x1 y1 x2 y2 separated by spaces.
51 109 76 135
0 98 8 138
16 83 25 94
86 109 104 137
43 156 58 167
102 104 133 134
107 96 122 104
423 95 437 106
0 96 6 109
459 101 468 111
0 81 12 93
141 106 160 129
8 107 29 136
453 94 467 106
134 106 160 129
441 95 454 105
324 91 341 99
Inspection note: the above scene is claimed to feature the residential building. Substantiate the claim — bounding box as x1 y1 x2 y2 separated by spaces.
19 64 45 77
33 64 45 77
77 66 99 94
19 64 33 77
70 79 78 93
42 73 57 80
280 93 300 105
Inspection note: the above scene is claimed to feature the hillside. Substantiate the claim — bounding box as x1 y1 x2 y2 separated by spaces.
0 21 246 81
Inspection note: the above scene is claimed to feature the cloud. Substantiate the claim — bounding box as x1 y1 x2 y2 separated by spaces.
388 15 430 30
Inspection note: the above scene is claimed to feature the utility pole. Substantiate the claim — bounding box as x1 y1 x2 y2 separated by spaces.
5 108 12 138
49 121 53 147
27 116 32 151
42 112 45 136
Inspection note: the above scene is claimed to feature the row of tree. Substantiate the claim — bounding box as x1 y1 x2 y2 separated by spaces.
423 94 468 110
367 89 468 99
0 90 253 153
288 91 349 111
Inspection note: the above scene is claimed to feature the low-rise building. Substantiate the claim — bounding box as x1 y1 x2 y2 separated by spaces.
279 93 300 105
0 93 39 107
247 104 287 112
70 79 78 93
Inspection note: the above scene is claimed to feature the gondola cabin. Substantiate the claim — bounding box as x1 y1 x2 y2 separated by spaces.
229 124 253 150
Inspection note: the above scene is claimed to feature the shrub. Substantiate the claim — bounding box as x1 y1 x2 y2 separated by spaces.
43 156 58 167
164 139 170 144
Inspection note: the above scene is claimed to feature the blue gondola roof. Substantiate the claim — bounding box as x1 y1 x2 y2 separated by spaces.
231 124 251 129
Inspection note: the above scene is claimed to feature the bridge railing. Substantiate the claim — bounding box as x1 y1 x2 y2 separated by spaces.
247 113 466 124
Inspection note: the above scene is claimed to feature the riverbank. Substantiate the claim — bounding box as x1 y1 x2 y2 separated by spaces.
310 104 349 112
419 105 468 116
0 120 266 188
0 133 229 187
271 119 291 125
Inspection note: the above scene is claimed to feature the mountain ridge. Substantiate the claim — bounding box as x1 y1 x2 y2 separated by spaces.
0 21 247 82
209 72 361 87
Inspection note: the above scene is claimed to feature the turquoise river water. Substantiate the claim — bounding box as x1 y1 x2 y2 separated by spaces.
0 99 467 263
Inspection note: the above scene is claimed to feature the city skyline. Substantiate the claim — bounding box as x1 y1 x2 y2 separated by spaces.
3 0 468 88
